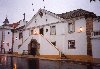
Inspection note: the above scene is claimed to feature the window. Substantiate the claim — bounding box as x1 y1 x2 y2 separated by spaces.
50 26 56 35
46 29 48 32
46 19 47 21
68 40 75 49
31 30 33 35
94 31 100 36
19 32 23 39
68 22 75 33
51 41 56 46
8 32 10 34
35 19 37 23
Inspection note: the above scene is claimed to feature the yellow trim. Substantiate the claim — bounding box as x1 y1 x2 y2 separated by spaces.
40 55 93 62
65 55 93 62
39 55 60 59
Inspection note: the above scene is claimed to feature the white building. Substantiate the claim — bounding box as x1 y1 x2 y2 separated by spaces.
0 9 100 62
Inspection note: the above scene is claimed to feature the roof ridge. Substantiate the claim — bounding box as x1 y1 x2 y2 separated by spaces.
57 9 96 19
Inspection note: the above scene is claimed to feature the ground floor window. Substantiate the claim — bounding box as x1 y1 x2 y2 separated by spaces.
51 41 56 46
68 40 75 49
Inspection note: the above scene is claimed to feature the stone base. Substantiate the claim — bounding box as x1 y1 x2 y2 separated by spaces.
66 55 93 62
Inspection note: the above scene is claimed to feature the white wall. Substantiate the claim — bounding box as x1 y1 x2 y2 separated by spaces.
13 31 23 52
4 30 12 51
18 34 59 55
92 20 100 58
39 35 59 55
27 11 61 28
92 39 100 58
93 20 100 31
64 18 87 55
23 30 30 42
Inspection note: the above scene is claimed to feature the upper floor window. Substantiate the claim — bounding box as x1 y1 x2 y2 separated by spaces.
68 22 75 33
19 32 23 39
68 40 75 49
8 32 10 34
31 30 33 35
50 26 56 35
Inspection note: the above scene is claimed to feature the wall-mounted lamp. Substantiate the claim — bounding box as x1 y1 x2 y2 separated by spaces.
34 31 38 35
80 27 83 32
3 41 4 44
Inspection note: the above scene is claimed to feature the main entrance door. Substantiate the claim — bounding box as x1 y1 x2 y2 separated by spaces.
28 39 40 56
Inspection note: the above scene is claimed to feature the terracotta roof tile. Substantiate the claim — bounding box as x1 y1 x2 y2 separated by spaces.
57 9 96 19
9 23 19 28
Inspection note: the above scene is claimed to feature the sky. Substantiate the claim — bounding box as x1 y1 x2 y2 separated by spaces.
0 0 100 25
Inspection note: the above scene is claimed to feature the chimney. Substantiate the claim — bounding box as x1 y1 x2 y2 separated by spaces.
23 13 25 21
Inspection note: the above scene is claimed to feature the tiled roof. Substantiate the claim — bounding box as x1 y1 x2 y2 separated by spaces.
57 9 96 19
9 23 19 28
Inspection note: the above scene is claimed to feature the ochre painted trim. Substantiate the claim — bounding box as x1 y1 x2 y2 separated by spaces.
65 55 93 62
39 55 60 59
40 55 93 62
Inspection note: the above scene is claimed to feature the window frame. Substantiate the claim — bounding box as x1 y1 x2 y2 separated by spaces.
68 40 75 49
50 25 56 35
19 31 23 39
68 22 75 33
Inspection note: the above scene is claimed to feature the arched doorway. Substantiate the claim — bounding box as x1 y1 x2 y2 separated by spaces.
28 39 40 56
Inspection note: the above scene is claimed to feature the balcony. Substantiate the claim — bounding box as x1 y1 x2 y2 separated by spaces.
91 31 100 39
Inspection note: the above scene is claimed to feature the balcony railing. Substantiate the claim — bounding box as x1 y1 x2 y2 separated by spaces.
91 31 100 39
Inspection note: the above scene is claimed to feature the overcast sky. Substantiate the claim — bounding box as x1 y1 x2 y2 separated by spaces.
0 0 100 25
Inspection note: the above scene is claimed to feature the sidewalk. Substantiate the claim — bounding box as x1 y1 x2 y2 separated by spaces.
0 54 100 66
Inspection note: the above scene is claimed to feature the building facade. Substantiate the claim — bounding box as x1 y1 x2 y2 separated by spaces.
0 9 100 62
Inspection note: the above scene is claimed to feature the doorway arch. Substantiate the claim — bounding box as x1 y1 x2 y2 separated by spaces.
28 39 40 56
